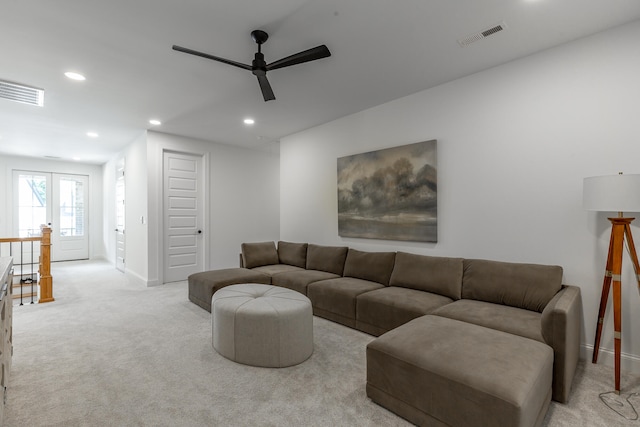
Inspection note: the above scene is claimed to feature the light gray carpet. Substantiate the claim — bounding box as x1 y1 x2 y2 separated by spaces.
4 260 640 426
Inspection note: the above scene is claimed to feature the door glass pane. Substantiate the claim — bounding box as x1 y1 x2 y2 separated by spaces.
59 178 85 237
17 173 47 237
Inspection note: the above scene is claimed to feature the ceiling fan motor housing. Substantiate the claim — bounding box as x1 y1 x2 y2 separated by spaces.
252 52 267 77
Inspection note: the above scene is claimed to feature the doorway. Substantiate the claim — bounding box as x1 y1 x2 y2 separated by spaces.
162 151 204 283
14 171 90 261
115 159 125 272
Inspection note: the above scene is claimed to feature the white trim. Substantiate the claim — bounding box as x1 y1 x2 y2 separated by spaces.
125 269 151 287
581 344 640 373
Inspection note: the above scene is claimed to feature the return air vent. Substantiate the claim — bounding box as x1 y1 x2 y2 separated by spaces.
458 21 508 47
0 80 44 107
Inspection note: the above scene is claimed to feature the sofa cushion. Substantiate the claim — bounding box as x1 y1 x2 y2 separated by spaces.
307 277 384 328
433 299 544 343
356 287 453 336
277 241 308 268
306 244 348 276
187 268 271 312
271 270 340 296
366 315 553 427
462 259 563 312
241 241 279 268
389 252 463 300
343 249 396 286
251 264 305 276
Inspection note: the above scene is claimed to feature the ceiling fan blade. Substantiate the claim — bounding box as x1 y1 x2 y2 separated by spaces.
266 45 331 71
172 45 252 71
257 75 275 101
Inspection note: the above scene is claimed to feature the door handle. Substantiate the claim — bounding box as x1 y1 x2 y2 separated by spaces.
196 230 202 235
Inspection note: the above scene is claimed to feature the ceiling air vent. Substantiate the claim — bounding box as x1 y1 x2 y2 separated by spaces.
0 80 44 107
458 21 508 47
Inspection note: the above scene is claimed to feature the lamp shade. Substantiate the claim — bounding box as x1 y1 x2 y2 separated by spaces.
583 174 640 213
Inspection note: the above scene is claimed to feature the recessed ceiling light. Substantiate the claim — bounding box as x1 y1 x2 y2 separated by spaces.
65 72 86 81
244 118 255 125
73 157 81 161
86 131 99 138
149 119 162 126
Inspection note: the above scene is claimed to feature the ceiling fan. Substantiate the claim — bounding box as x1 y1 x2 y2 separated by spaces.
172 30 331 102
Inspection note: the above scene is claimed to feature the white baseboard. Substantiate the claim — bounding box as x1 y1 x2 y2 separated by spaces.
581 344 640 373
122 268 165 287
124 270 148 287
146 279 160 287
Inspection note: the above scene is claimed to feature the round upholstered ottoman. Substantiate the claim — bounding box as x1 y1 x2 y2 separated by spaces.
211 283 313 367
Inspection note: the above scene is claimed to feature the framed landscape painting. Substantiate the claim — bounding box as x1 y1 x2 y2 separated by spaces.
337 140 437 242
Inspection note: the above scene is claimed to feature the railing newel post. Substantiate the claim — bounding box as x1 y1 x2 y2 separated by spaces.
38 225 54 303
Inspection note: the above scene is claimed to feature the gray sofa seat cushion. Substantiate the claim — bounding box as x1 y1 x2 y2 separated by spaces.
307 277 384 328
433 299 544 343
306 244 348 276
367 315 553 427
241 241 279 268
390 252 463 300
356 286 453 336
462 259 563 312
343 249 396 286
277 241 308 268
187 268 271 312
251 264 305 276
270 269 340 296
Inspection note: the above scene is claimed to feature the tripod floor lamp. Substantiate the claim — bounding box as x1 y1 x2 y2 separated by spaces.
583 173 640 394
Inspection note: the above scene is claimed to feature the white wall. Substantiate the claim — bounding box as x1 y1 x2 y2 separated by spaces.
110 132 150 285
0 155 105 259
280 21 640 370
146 131 280 285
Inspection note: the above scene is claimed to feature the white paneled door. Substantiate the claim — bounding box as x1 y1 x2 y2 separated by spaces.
163 151 204 283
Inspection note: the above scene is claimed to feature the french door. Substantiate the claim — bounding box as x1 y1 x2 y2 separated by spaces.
14 171 89 261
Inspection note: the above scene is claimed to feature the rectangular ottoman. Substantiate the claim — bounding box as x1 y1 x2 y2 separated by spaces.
188 268 271 312
366 315 553 427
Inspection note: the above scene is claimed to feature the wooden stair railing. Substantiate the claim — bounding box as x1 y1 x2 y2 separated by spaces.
0 225 54 303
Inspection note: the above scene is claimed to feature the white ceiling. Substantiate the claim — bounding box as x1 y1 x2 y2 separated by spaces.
2 0 640 164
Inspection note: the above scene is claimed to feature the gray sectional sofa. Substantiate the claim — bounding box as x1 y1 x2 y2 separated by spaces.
188 241 582 427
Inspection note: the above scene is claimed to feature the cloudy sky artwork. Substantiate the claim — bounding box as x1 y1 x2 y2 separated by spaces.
337 140 437 242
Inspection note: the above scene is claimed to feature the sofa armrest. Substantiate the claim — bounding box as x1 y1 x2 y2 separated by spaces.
541 284 582 403
239 253 244 268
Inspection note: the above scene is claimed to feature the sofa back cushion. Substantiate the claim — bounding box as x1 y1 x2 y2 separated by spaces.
462 259 563 312
343 249 396 286
241 241 279 268
277 241 308 268
389 252 463 300
306 244 348 276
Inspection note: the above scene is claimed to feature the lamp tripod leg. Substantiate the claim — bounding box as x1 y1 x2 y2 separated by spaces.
609 222 625 394
592 228 616 364
613 279 622 394
592 278 612 363
624 224 640 287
